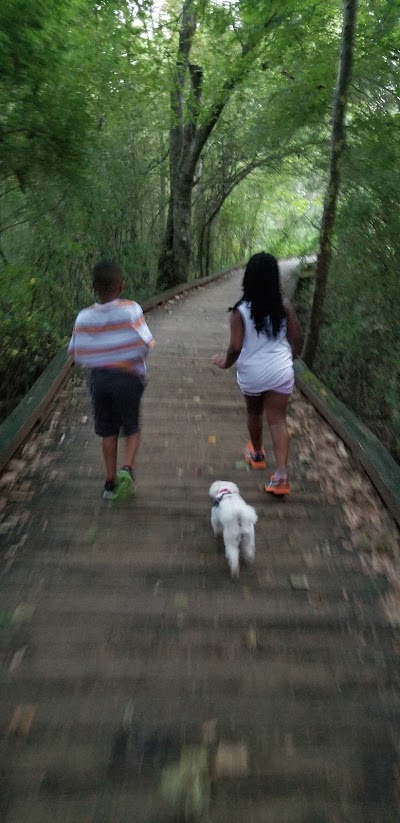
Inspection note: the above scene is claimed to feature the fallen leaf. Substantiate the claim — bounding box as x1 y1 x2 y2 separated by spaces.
235 460 250 471
324 432 338 445
22 444 38 459
214 742 248 778
12 604 35 624
0 472 18 488
290 574 310 591
308 592 324 609
202 719 217 744
161 745 210 817
8 459 27 473
8 705 37 737
246 627 257 650
174 593 188 609
337 441 349 459
8 647 27 673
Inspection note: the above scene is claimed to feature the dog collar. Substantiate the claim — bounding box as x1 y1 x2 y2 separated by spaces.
212 488 233 507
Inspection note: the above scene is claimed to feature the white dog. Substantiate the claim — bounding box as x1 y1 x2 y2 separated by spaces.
209 481 258 578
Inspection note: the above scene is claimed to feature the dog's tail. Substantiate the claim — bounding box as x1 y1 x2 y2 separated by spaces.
245 506 258 526
237 506 257 530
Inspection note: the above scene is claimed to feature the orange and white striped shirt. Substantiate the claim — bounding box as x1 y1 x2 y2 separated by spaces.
68 299 155 376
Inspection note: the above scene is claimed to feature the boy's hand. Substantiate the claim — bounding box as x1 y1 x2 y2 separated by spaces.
211 353 227 369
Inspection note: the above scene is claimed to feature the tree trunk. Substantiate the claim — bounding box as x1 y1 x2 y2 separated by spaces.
158 134 167 246
204 219 213 278
158 178 192 288
173 180 192 282
302 0 358 367
157 0 289 290
157 0 197 289
158 197 175 287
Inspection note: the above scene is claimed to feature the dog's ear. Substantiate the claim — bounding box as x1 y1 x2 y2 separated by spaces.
225 481 239 495
209 481 221 498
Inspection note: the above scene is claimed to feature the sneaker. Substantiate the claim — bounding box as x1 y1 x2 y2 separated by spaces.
264 475 291 495
243 442 266 470
115 466 135 500
103 479 119 501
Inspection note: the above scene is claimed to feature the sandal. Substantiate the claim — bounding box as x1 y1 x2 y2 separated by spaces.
264 476 291 495
243 442 266 470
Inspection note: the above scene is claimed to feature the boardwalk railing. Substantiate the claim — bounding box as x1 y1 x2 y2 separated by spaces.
0 264 243 474
1 261 399 529
294 359 400 528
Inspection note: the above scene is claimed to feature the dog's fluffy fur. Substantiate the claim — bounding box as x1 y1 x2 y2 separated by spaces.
209 481 258 578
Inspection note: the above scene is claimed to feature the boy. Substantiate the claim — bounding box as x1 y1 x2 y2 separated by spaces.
68 260 154 501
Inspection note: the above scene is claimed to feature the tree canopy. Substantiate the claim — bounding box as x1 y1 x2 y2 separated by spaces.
0 0 399 458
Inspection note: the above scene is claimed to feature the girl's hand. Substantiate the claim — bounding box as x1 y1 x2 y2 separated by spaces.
211 353 227 369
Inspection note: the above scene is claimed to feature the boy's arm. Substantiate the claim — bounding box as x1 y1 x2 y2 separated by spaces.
67 328 76 360
130 305 155 349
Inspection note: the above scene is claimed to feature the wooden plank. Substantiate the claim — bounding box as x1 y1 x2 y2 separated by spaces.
142 263 244 311
294 359 400 528
0 264 243 472
0 349 72 473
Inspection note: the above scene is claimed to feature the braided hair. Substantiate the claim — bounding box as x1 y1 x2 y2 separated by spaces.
230 252 286 338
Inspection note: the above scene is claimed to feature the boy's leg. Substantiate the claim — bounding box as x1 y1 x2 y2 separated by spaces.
102 436 118 481
91 370 120 496
123 432 141 470
118 375 144 470
114 374 145 495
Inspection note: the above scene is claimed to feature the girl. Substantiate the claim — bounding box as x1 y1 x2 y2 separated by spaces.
212 252 302 495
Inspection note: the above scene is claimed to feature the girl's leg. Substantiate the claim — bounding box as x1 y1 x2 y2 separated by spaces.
244 394 264 453
264 391 290 477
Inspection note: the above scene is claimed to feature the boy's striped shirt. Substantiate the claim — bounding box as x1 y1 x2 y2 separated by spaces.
68 299 154 375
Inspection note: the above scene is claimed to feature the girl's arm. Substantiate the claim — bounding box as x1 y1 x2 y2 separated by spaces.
285 302 303 359
212 309 244 369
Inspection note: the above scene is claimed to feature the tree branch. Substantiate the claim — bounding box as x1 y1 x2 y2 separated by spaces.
0 190 71 236
188 8 291 177
303 0 358 366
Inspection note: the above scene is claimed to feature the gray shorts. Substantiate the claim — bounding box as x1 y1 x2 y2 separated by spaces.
90 368 145 438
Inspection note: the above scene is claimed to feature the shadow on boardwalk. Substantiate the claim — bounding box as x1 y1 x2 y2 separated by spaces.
0 263 399 823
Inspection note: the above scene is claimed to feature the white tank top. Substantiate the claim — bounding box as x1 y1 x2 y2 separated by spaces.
236 302 294 395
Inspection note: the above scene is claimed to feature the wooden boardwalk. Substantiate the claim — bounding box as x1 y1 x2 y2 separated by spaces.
0 264 399 822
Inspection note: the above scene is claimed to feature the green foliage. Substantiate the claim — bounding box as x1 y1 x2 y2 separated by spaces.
0 265 63 417
313 190 400 461
0 0 91 185
306 0 400 461
297 115 400 461
0 0 398 468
